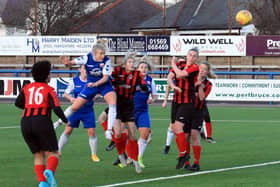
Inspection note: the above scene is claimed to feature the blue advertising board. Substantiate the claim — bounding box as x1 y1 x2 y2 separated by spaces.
98 36 170 55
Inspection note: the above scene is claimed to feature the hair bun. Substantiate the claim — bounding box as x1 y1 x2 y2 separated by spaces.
96 39 107 47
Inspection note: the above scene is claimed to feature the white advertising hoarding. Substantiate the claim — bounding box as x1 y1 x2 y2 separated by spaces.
2 77 280 101
208 79 280 101
0 36 97 56
0 77 58 98
170 36 246 56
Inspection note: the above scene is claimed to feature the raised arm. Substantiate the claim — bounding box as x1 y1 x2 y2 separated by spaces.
167 71 181 93
60 54 89 67
171 57 189 78
197 84 205 101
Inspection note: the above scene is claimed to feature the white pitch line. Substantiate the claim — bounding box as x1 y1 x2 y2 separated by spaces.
96 160 280 187
0 126 19 129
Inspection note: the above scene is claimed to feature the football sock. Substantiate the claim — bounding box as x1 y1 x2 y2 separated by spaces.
47 156 58 174
175 132 186 157
206 122 212 138
121 133 128 154
58 133 69 152
115 133 127 155
193 145 201 165
138 138 148 157
186 142 191 154
89 136 98 154
166 127 174 146
101 121 108 132
126 139 132 158
35 164 46 182
56 106 74 124
108 104 116 130
130 140 139 161
64 105 74 118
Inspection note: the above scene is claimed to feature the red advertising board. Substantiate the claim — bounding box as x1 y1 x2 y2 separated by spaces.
247 36 280 56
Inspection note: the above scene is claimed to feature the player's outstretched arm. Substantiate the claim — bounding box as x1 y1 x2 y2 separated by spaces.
171 56 189 78
60 56 78 67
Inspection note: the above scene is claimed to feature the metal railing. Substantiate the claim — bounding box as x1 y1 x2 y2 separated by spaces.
1 64 280 70
1 69 280 79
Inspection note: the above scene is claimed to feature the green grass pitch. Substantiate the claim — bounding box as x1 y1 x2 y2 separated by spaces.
1 103 280 187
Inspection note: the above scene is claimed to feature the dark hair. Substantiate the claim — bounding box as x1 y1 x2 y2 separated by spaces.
31 61 51 82
135 55 154 71
188 47 199 56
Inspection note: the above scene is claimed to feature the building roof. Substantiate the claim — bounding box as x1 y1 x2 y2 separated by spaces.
69 0 163 34
133 0 249 31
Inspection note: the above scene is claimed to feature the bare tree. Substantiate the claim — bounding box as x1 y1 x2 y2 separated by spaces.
247 0 280 34
26 0 87 35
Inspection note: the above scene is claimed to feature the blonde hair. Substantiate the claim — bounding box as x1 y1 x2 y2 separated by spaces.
92 39 107 52
135 55 154 71
200 61 217 79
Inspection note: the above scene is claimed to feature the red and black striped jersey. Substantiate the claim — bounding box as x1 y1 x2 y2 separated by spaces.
195 78 212 109
112 67 147 100
15 82 67 122
169 59 186 76
171 63 199 104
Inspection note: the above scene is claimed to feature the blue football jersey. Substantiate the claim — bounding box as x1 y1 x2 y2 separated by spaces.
133 75 156 111
65 76 93 113
74 52 111 83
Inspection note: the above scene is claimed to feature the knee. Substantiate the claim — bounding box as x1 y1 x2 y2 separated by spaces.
191 134 200 145
105 93 117 105
113 128 121 139
71 105 78 112
114 132 121 139
128 132 137 141
141 134 149 140
129 135 137 141
64 127 73 135
140 130 149 140
171 124 181 134
88 129 95 137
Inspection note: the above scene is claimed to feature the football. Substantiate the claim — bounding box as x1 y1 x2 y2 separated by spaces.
235 10 252 26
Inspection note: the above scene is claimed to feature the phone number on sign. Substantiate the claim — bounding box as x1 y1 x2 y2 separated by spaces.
147 44 169 50
149 38 167 45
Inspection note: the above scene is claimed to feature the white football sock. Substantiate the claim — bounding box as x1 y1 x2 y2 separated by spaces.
55 106 74 125
89 136 98 154
138 138 148 157
58 133 70 152
64 105 74 117
166 127 174 146
107 104 116 130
